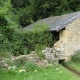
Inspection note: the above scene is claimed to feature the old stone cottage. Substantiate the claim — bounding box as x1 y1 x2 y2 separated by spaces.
24 11 80 62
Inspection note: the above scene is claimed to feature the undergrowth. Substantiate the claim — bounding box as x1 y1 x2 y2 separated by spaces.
71 50 80 62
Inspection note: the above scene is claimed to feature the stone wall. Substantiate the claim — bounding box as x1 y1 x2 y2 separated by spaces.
54 17 80 61
64 17 80 60
42 47 59 64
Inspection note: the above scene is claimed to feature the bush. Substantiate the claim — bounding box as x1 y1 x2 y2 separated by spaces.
25 62 38 72
0 16 8 26
22 24 58 58
0 0 28 56
23 24 54 51
10 29 29 56
71 50 80 62
0 34 12 58
21 23 59 59
0 17 57 57
0 25 29 56
11 0 28 8
19 15 31 27
35 44 45 59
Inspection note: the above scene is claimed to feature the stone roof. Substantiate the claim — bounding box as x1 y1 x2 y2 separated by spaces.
23 11 80 32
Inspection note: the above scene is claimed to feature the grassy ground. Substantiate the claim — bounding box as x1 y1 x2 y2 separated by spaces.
0 65 80 80
66 61 80 71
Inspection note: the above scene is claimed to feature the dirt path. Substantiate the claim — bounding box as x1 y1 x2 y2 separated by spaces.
62 63 80 77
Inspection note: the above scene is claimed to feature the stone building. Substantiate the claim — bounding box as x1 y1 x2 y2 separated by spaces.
23 11 80 62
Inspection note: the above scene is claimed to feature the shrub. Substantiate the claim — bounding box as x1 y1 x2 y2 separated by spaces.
23 24 54 51
19 15 31 27
0 16 8 26
10 29 29 56
11 0 28 8
22 24 58 58
17 7 34 27
35 44 45 59
25 62 38 72
0 34 12 58
71 50 80 62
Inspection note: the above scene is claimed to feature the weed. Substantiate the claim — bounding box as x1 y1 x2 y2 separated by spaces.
25 62 38 72
71 50 80 62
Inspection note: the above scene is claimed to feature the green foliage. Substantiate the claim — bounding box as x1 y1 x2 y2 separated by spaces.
71 50 80 62
35 45 45 59
11 0 80 27
25 62 38 72
14 57 27 66
0 0 80 57
22 24 57 59
0 0 26 56
0 34 5 44
11 0 28 8
17 5 34 27
24 24 54 51
66 61 80 71
69 0 80 11
19 13 32 27
0 16 8 26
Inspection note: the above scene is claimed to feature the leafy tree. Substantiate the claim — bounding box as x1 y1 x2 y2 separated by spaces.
68 0 80 11
10 0 80 27
0 16 8 26
11 0 29 8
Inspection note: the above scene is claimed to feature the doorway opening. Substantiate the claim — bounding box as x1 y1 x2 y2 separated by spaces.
59 59 65 65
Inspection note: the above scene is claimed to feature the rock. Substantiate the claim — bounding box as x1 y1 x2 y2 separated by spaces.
42 50 46 53
48 64 53 66
3 63 9 69
27 53 39 62
18 69 26 73
0 60 5 65
11 55 27 65
11 56 16 61
8 66 11 69
34 70 37 72
45 47 53 53
37 59 48 66
42 59 48 66
56 68 59 70
31 51 35 54
15 55 26 61
8 65 16 70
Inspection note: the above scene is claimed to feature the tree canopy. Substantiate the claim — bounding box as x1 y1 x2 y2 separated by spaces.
10 0 80 27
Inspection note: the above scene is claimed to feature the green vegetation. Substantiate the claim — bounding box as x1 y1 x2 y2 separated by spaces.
23 24 55 58
0 65 80 80
0 11 54 57
66 61 80 71
71 50 80 62
25 62 38 72
11 0 80 27
0 1 80 80
66 50 80 71
23 24 53 50
0 0 80 56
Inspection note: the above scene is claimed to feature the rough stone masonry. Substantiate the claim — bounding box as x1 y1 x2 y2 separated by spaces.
43 17 80 62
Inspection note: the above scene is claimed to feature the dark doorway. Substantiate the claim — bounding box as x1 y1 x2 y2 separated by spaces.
50 31 59 44
59 59 65 65
51 31 59 40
